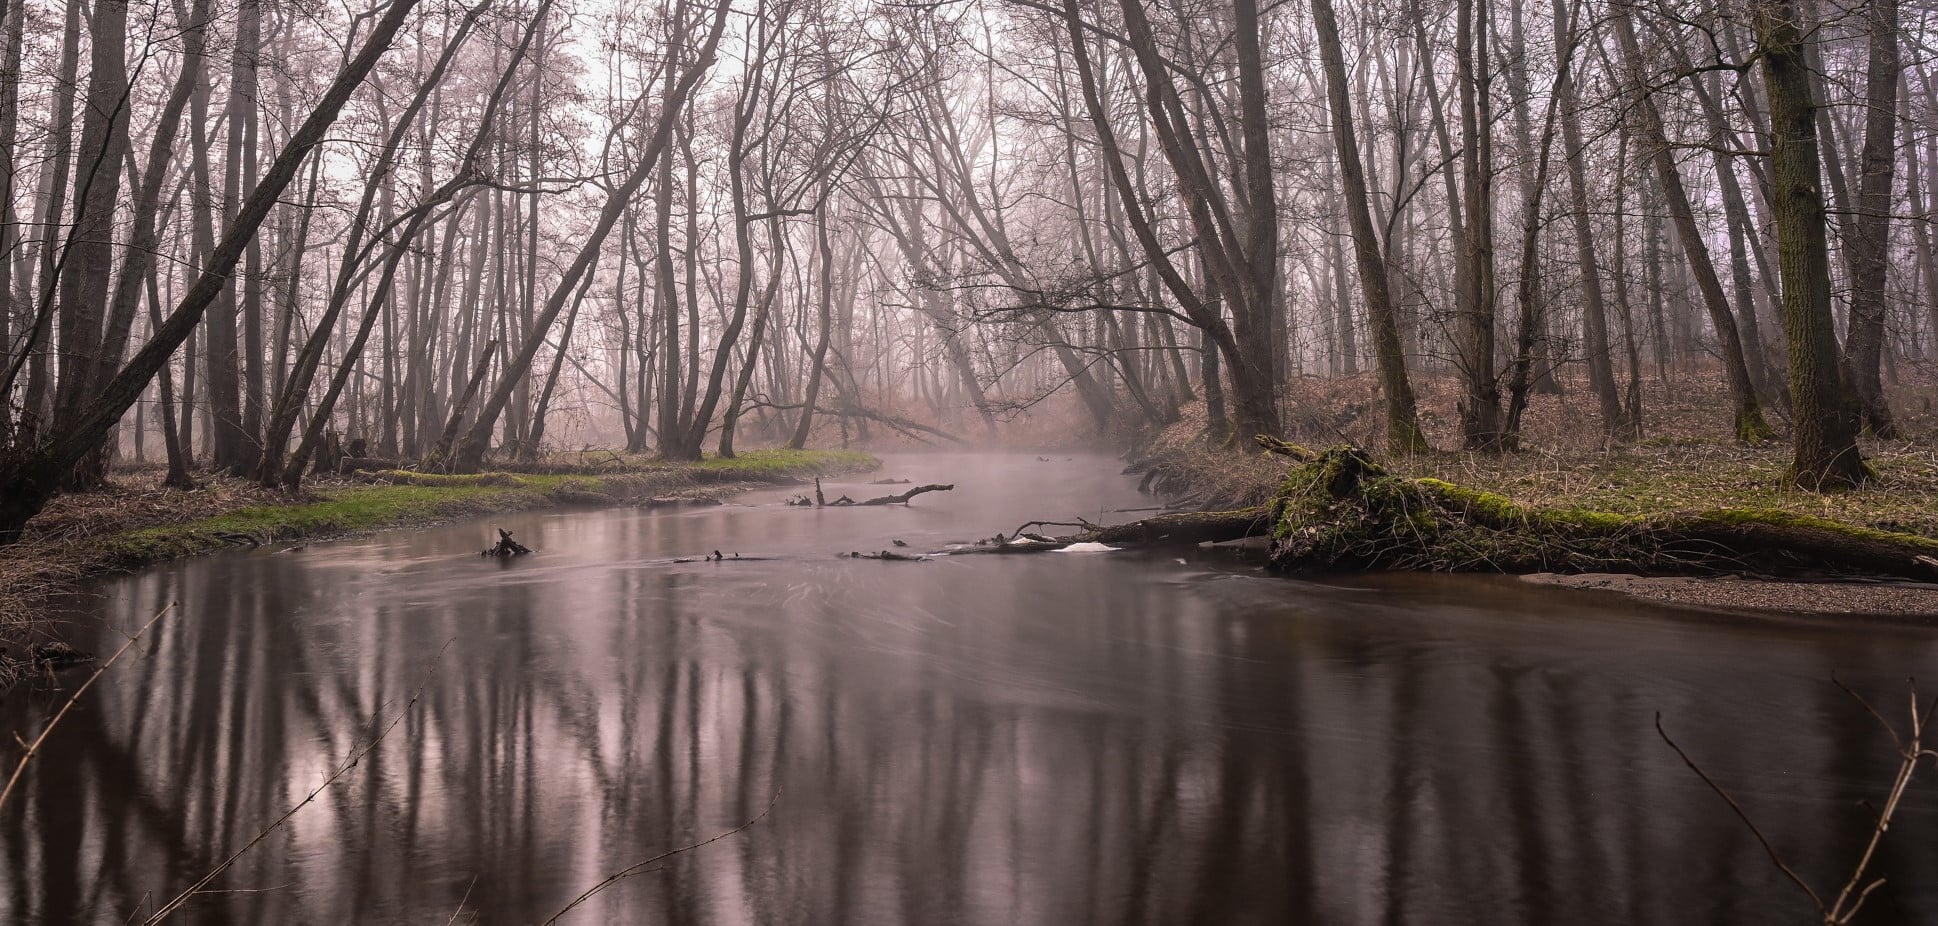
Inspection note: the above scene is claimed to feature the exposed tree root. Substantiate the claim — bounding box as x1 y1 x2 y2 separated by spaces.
1004 446 1938 582
1265 446 1938 580
483 528 533 557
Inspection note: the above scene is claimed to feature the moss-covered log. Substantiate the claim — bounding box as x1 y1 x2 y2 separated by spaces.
1264 446 1938 580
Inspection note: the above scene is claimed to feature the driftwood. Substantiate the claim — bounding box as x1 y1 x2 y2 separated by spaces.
672 550 760 563
858 484 953 505
483 528 533 557
841 550 930 561
805 480 955 507
943 511 1266 555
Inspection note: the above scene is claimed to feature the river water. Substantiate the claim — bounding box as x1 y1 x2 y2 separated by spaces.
3 453 1936 924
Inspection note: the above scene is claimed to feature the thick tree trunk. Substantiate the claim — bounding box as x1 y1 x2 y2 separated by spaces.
1454 0 1504 450
1754 0 1869 489
51 0 132 480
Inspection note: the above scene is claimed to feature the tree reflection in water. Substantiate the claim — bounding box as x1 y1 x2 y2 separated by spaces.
1 455 1935 924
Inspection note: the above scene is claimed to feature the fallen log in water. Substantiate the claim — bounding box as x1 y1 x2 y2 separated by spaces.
807 480 955 507
984 446 1938 581
858 484 953 506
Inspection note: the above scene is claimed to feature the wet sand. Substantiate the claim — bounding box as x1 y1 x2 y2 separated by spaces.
1523 572 1938 617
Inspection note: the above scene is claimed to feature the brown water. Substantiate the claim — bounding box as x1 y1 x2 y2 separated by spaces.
3 453 1936 924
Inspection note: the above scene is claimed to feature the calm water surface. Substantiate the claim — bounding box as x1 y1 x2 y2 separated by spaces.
3 453 1937 924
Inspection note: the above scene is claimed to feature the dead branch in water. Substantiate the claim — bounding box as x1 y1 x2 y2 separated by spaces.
0 602 176 812
541 789 781 924
857 484 953 506
484 528 533 557
1658 680 1938 925
809 480 954 507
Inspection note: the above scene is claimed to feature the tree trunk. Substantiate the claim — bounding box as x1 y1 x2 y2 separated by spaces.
449 0 730 473
1842 0 1899 437
1312 0 1426 453
0 0 433 542
51 0 132 479
1455 0 1503 450
1612 10 1773 444
1556 6 1621 437
1754 0 1869 489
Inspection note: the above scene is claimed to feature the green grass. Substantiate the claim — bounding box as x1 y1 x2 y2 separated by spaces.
100 448 878 566
1401 443 1938 540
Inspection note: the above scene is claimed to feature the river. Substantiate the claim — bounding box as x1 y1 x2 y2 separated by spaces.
2 453 1935 924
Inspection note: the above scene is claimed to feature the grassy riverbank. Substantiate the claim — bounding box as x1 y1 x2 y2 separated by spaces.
0 449 878 634
1134 396 1938 543
1127 398 1938 613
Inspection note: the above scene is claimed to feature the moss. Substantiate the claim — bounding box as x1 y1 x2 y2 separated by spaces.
1736 411 1777 445
687 448 878 481
1685 507 1938 552
95 449 879 571
1261 444 1938 578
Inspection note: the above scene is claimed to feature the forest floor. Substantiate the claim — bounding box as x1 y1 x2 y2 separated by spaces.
0 448 879 645
1131 366 1938 616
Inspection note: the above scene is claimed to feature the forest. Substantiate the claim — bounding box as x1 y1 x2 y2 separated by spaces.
6 0 1938 918
0 0 1931 547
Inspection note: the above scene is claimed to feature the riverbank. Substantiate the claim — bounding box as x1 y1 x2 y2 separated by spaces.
0 449 878 640
1124 406 1938 615
1521 573 1938 618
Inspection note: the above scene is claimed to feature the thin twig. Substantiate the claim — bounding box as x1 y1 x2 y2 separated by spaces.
1831 674 1902 753
540 788 781 925
1655 712 1826 915
143 639 456 924
1826 684 1931 923
444 874 479 926
0 602 177 813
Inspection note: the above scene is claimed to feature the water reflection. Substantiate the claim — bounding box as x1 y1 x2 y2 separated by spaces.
2 454 1935 923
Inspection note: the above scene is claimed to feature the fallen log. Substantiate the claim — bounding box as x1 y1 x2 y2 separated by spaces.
858 484 953 506
978 446 1938 582
841 550 930 561
1265 446 1938 581
1077 509 1272 546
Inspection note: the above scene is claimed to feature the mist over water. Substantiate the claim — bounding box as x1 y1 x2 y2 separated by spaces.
2 454 1935 924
